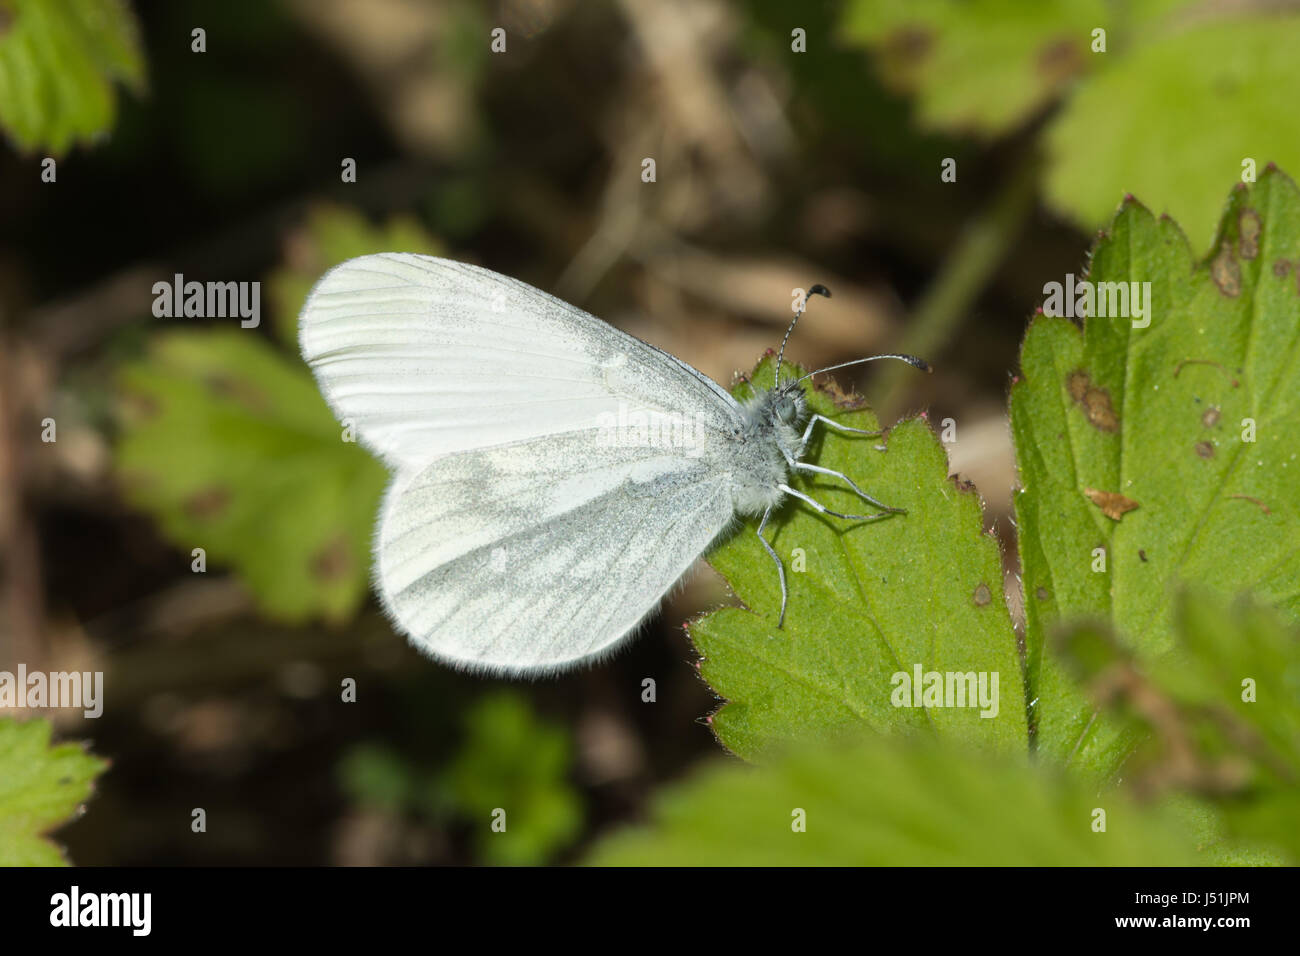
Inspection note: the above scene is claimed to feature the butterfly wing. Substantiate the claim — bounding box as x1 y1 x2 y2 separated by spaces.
299 253 740 471
299 253 748 673
378 433 737 674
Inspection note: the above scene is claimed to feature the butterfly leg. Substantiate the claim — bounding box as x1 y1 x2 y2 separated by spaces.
756 505 789 628
780 444 904 512
779 483 896 524
786 457 903 514
802 413 888 450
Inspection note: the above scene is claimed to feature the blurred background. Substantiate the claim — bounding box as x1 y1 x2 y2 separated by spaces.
2 0 1297 864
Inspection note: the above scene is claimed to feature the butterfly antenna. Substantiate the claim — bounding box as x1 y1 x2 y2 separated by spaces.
795 353 931 384
775 283 830 384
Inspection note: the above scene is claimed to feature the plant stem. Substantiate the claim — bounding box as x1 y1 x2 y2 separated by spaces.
872 153 1042 413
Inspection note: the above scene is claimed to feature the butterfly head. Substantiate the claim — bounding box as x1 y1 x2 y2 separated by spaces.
768 379 807 427
742 379 809 459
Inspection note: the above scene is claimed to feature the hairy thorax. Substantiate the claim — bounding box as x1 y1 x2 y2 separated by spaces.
726 384 808 516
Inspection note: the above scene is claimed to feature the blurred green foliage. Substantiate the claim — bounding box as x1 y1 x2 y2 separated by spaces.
338 743 415 817
589 729 1199 865
740 0 963 173
442 692 582 866
115 329 388 621
0 0 145 154
1059 591 1300 864
842 0 1110 136
0 719 107 866
842 0 1300 248
113 205 447 622
339 692 581 866
1043 15 1300 250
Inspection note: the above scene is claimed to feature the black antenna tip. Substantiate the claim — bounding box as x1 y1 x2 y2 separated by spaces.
809 283 832 299
908 355 932 373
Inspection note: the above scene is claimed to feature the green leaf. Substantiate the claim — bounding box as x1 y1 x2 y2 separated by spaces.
266 204 444 344
587 731 1199 866
839 0 1111 137
691 358 1025 761
0 718 107 866
1012 168 1300 777
0 0 145 154
1056 591 1300 863
1155 793 1287 867
440 692 581 866
840 2 1300 250
1158 594 1300 783
1044 15 1300 251
115 329 388 622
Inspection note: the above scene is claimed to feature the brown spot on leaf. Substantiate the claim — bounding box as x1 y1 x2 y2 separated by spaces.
311 535 352 582
1067 370 1089 403
1084 487 1140 521
120 390 161 421
1195 440 1215 459
1238 209 1261 259
1212 244 1241 297
815 375 867 410
1273 258 1291 278
1066 370 1119 432
882 26 932 62
1035 587 1049 601
206 373 270 412
1228 494 1272 516
1138 549 1148 563
972 583 992 606
1036 37 1085 84
1174 358 1225 378
1201 406 1220 428
184 486 231 520
1082 387 1119 432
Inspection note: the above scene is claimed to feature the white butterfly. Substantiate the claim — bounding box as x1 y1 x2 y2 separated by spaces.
299 254 926 675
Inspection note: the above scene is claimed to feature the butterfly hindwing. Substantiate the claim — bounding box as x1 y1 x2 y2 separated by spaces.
377 433 736 673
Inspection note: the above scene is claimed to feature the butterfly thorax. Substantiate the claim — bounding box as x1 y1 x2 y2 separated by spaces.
729 381 807 515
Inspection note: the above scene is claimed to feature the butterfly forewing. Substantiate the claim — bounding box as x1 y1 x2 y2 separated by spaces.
300 253 739 471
